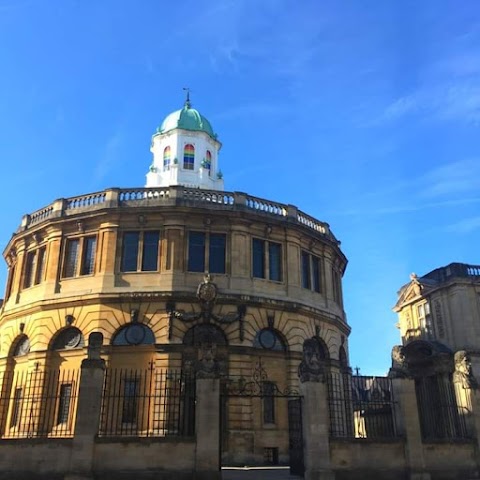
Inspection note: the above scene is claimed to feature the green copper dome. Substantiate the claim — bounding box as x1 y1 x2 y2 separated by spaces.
155 101 217 140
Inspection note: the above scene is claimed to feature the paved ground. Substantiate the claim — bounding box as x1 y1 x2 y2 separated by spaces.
221 466 303 479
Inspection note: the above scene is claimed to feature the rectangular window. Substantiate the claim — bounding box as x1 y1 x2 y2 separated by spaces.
10 387 22 428
63 239 80 278
80 237 96 275
312 256 321 293
332 269 342 305
209 234 226 274
262 382 276 424
34 247 46 285
252 238 265 278
141 231 160 271
188 232 206 272
187 232 226 274
23 251 36 288
301 251 311 289
56 384 73 425
301 252 322 293
268 242 282 281
121 232 140 272
5 265 15 300
121 231 160 273
253 239 283 281
122 378 139 424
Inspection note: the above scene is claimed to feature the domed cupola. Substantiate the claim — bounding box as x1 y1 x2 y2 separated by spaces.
146 92 224 191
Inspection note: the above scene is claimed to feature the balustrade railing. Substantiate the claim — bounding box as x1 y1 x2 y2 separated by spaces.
66 192 107 210
18 187 336 241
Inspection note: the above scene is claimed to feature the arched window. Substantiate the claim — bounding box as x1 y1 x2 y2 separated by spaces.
163 146 171 171
313 336 329 360
111 323 155 346
253 328 286 351
183 324 227 346
11 335 30 357
51 327 84 350
183 144 195 170
205 150 212 176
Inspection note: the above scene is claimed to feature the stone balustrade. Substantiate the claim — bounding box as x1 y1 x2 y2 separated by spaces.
18 186 337 242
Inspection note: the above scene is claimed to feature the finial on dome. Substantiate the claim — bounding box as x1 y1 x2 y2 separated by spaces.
183 87 192 109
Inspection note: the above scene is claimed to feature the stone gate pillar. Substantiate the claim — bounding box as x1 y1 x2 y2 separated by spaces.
390 345 431 480
65 332 105 480
194 342 222 480
299 338 335 480
453 350 480 474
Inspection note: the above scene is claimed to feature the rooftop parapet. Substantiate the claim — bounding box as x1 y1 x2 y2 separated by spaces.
16 186 338 243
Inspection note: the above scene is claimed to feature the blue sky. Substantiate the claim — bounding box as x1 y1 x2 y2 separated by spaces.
0 0 479 374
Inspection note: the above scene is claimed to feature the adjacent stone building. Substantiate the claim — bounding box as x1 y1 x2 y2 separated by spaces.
394 263 480 375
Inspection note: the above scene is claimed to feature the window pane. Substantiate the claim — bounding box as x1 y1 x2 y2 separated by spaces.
35 247 46 285
11 387 23 428
262 382 275 424
5 265 15 300
24 251 36 288
81 237 96 275
301 251 310 289
188 232 205 272
312 255 321 293
183 144 195 170
269 242 282 281
142 231 160 271
63 239 80 278
122 379 138 423
121 232 140 272
209 234 226 274
57 384 72 425
252 239 265 278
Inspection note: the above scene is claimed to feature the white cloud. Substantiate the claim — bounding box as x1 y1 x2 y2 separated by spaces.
447 216 480 234
422 158 480 198
94 131 123 183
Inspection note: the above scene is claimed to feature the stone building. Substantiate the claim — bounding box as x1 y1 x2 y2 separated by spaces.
394 263 480 375
0 97 349 478
1 97 480 480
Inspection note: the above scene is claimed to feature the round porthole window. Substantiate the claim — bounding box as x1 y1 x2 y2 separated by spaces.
125 324 146 345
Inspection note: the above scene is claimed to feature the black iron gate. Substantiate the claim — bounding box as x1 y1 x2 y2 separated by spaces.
288 397 304 476
220 358 304 476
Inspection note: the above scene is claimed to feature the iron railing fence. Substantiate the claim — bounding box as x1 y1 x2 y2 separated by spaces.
99 368 195 437
415 375 470 440
0 369 78 438
327 372 398 439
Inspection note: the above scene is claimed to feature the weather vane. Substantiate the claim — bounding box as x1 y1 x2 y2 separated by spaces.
183 87 192 108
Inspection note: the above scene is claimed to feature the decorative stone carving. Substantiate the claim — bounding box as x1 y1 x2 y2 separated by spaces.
388 345 410 379
168 275 247 340
298 338 325 383
87 332 104 360
196 342 225 379
453 350 478 390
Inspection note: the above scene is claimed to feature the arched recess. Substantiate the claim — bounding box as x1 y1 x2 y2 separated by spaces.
183 324 227 346
253 328 287 352
50 327 85 351
339 345 348 369
9 335 30 357
111 323 155 346
313 335 330 361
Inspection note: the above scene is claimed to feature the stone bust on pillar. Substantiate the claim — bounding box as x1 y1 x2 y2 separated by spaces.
453 350 478 390
298 337 325 383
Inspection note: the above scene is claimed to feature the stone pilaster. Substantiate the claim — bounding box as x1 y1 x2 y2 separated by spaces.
194 376 221 480
65 333 105 480
299 337 335 480
391 377 431 480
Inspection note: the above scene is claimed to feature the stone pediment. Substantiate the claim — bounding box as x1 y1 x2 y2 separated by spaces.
394 275 428 310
